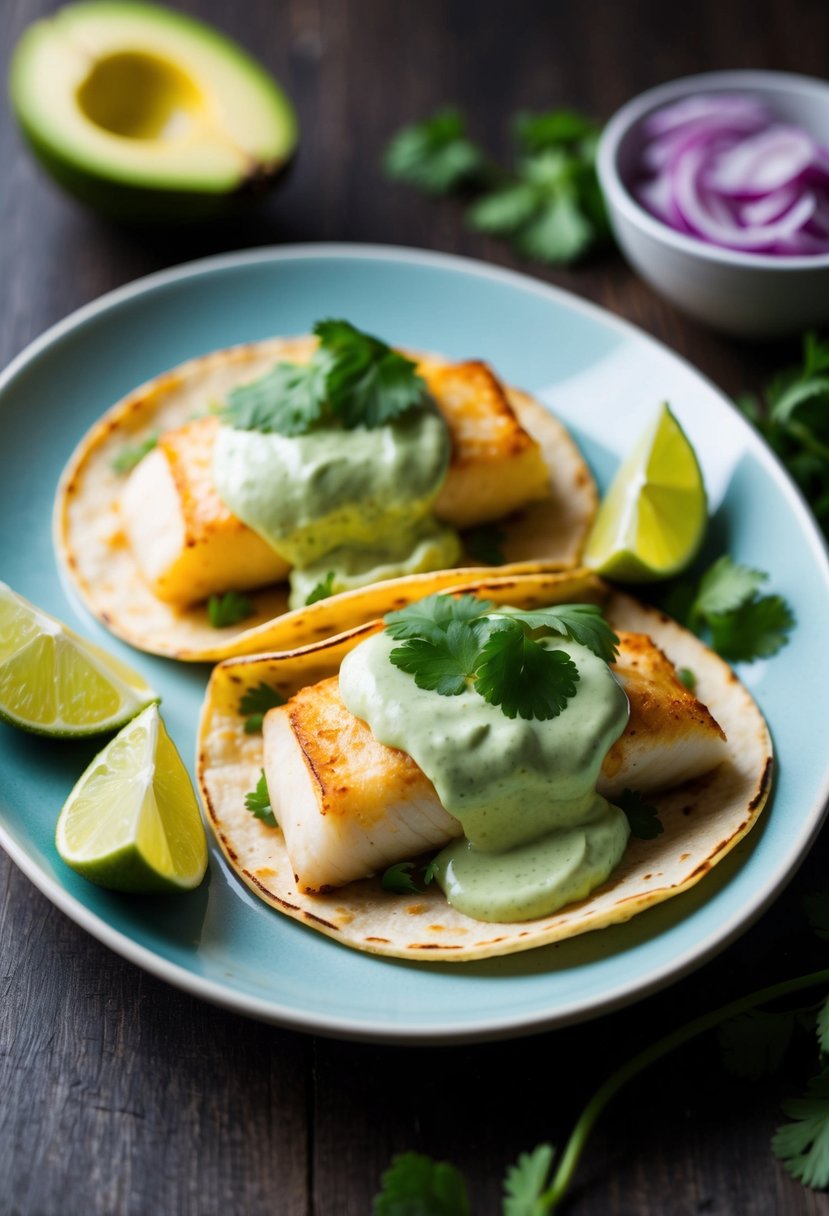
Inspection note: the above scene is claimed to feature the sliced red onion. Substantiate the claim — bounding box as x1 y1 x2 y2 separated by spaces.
633 93 829 255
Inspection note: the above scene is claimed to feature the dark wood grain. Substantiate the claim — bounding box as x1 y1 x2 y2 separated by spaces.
3 1 829 1213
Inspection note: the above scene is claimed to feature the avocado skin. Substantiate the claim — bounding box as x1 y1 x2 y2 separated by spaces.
14 112 296 224
8 2 299 224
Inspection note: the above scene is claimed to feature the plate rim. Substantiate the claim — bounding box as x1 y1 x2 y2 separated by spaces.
3 239 829 1044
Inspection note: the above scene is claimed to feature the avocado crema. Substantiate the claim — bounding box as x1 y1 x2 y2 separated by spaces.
339 626 631 923
212 402 461 610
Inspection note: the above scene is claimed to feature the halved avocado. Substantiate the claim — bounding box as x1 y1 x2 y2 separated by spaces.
9 2 298 221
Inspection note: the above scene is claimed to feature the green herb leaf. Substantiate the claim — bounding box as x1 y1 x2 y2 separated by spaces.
668 555 795 664
386 106 609 267
502 1143 556 1216
475 625 580 720
306 571 336 606
502 604 619 664
208 591 254 629
718 1010 796 1080
381 859 439 895
383 107 489 196
373 1152 470 1216
315 319 426 429
222 359 329 436
384 594 493 642
244 770 277 827
616 789 663 840
390 620 482 696
773 1071 829 1189
239 682 284 734
221 319 427 437
692 555 768 622
708 595 795 662
111 435 157 474
677 666 697 692
464 524 508 565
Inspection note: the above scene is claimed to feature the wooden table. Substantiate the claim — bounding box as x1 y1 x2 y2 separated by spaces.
3 2 829 1212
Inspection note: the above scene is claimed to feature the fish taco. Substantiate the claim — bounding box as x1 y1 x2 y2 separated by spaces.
196 571 772 962
55 323 596 661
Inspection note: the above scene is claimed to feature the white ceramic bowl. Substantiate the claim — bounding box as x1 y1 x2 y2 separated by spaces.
597 70 829 338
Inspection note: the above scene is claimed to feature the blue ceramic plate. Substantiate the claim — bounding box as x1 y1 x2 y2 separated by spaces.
2 244 828 1044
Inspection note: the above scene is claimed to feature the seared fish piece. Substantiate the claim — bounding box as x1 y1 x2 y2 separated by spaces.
120 360 550 606
264 674 461 893
263 631 729 894
598 631 728 800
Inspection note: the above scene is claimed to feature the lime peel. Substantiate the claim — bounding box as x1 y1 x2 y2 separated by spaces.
0 582 157 736
582 403 707 582
56 703 207 893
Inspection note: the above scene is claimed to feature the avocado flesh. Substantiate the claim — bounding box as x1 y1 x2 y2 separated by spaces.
9 2 298 221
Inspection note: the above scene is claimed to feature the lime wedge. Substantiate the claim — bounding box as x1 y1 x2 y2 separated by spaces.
56 703 207 893
582 403 707 582
0 582 157 736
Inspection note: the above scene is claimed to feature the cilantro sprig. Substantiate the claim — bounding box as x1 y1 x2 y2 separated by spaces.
380 859 439 895
238 682 284 734
384 107 610 265
740 333 829 537
221 319 427 438
665 555 794 663
207 590 253 629
244 770 277 827
384 595 618 721
111 434 157 474
305 571 337 606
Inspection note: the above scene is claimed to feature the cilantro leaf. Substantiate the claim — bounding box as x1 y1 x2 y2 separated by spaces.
239 682 284 734
390 620 482 696
373 1152 470 1216
668 555 795 664
315 319 426 429
381 859 439 895
465 524 507 565
383 107 489 195
718 1010 796 1081
707 594 795 662
385 106 609 266
502 1143 556 1216
244 770 277 827
384 594 493 642
381 862 422 895
691 555 767 622
222 358 328 436
111 435 157 474
616 789 663 840
773 1071 829 1189
208 591 253 628
475 624 580 720
306 571 336 606
502 604 619 664
677 667 697 691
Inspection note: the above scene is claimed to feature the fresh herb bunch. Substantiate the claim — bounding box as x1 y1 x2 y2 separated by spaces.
384 594 618 721
384 107 610 265
740 333 829 537
221 319 427 437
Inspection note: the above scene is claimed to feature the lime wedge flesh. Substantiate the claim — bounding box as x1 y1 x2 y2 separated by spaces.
0 582 156 735
56 703 207 893
582 403 707 582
